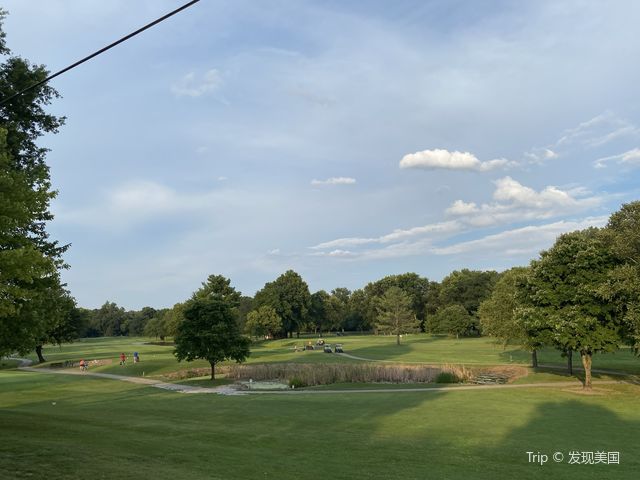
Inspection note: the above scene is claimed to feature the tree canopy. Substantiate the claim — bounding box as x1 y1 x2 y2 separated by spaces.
254 270 311 337
519 228 622 388
0 11 72 357
375 286 420 345
174 275 250 379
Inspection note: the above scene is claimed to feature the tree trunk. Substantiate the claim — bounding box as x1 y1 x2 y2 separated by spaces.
581 353 592 390
531 349 538 368
396 333 400 345
35 345 46 363
567 350 573 375
210 361 216 380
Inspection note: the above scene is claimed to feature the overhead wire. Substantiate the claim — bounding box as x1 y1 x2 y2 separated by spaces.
0 0 201 107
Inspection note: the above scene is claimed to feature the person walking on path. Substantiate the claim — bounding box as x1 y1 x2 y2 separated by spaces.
79 359 87 371
119 353 126 366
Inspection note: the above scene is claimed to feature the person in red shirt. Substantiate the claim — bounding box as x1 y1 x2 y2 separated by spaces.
79 359 86 371
119 353 126 365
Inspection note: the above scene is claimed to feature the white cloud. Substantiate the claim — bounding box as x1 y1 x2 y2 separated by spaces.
432 216 609 256
171 69 222 97
399 149 516 172
445 177 601 227
311 177 357 186
555 112 639 148
525 148 558 163
310 220 461 250
445 200 479 216
594 148 640 168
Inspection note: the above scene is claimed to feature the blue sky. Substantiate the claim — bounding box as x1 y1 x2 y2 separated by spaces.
3 0 640 309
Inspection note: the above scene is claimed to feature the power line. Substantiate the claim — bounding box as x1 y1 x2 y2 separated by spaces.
0 0 201 107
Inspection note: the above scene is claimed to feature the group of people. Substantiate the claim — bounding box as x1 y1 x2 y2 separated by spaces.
78 352 141 371
119 352 140 365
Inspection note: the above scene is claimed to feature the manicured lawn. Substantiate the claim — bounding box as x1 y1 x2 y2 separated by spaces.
1 369 639 479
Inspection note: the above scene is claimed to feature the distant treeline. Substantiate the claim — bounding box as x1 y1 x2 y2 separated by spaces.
81 267 498 340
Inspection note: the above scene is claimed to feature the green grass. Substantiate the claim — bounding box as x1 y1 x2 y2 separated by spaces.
28 335 640 380
0 358 20 370
1 369 639 479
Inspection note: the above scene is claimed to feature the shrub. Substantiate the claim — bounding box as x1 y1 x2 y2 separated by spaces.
435 371 460 383
288 377 307 389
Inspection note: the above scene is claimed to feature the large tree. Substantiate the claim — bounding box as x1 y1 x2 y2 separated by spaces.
431 304 476 339
375 287 420 345
601 201 640 353
521 228 622 389
254 270 311 338
309 290 330 335
174 275 250 379
0 10 70 357
439 269 498 318
479 267 530 344
364 273 430 330
478 266 548 368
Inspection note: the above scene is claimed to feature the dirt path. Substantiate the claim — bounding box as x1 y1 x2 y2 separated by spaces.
11 360 631 396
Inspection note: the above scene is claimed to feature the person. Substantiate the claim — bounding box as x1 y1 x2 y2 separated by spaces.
119 353 126 365
133 351 139 363
79 359 87 371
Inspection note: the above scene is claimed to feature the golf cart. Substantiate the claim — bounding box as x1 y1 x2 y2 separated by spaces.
334 344 344 353
323 344 333 353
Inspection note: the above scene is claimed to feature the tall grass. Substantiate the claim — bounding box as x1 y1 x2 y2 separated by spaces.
226 363 476 386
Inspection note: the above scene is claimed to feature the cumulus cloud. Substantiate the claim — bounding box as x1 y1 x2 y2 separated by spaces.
311 177 357 186
399 149 516 172
171 69 222 97
445 200 479 216
594 148 640 168
445 177 601 227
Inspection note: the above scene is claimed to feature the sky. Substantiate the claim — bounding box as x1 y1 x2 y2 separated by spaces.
2 0 640 309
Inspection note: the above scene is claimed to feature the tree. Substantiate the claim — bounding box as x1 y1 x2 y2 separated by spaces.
124 306 157 336
375 287 420 345
327 288 351 331
163 303 185 338
244 306 282 338
478 266 548 368
347 289 373 331
479 268 529 343
522 228 622 389
439 269 498 318
601 201 640 353
254 270 311 337
0 10 70 356
365 273 430 330
144 316 167 341
92 301 127 337
309 290 330 335
431 304 476 338
174 275 250 379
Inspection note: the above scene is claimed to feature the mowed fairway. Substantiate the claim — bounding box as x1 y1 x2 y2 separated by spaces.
1 369 639 480
24 335 640 378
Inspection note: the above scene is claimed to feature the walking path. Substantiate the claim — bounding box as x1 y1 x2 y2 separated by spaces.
9 358 632 396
